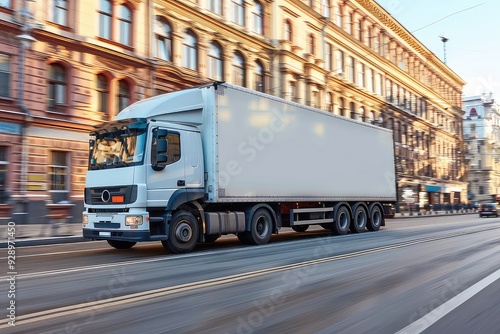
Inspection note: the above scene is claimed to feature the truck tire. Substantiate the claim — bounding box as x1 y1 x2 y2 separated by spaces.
162 211 199 253
350 204 367 233
242 208 273 245
107 240 136 249
332 206 350 235
292 225 309 232
367 204 383 231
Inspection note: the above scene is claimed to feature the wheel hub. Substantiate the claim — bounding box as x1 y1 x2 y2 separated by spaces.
175 221 192 242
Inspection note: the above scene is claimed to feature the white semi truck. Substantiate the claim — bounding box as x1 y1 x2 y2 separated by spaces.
83 82 396 253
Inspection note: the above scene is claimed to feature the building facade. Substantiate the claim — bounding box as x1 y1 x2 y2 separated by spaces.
0 0 467 222
463 94 500 203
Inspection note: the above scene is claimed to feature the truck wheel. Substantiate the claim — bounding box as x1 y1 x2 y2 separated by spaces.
245 209 273 245
332 206 350 235
107 240 136 249
162 211 199 253
350 204 367 233
367 204 383 231
292 225 309 232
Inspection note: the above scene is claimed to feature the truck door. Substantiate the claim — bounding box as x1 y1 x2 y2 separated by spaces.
146 129 185 206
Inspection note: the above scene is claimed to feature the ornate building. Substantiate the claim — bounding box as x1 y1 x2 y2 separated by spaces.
463 94 500 203
0 0 467 222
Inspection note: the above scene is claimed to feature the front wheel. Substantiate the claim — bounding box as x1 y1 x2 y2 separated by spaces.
107 240 136 249
162 211 199 254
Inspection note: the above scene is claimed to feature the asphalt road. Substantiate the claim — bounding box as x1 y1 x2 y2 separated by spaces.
1 215 499 334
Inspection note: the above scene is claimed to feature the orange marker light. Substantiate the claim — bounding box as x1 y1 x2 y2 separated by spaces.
111 195 125 203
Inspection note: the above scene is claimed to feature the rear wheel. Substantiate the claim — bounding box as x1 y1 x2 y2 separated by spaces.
292 225 309 232
350 204 367 233
367 204 383 231
107 240 136 249
332 206 350 235
240 209 273 245
162 211 199 253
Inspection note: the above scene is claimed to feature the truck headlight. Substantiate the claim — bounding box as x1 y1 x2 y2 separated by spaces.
82 215 88 224
125 215 143 226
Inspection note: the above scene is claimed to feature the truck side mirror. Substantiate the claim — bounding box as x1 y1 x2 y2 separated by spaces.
152 128 168 171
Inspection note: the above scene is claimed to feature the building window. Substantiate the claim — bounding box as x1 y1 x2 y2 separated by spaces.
98 0 112 39
321 0 330 18
117 79 130 114
53 0 68 26
347 56 354 82
252 1 263 35
326 93 333 113
119 4 132 46
335 50 344 75
284 20 292 42
183 29 198 70
207 41 223 81
289 81 296 102
325 43 332 71
0 54 9 98
334 4 342 27
50 151 68 191
96 74 109 113
232 0 245 26
233 51 245 86
48 63 67 112
156 18 172 61
308 34 315 55
208 0 222 15
346 12 352 34
254 60 264 92
366 68 374 92
357 62 365 87
339 97 345 116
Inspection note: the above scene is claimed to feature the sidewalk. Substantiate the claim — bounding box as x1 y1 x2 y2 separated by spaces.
0 210 478 247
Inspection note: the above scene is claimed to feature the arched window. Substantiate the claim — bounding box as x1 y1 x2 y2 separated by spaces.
232 0 245 26
183 29 198 70
208 41 223 81
233 51 245 86
48 63 67 112
284 20 292 42
254 60 264 92
119 4 132 46
98 0 112 39
156 18 172 61
117 79 131 114
96 74 109 113
252 1 263 35
368 110 375 123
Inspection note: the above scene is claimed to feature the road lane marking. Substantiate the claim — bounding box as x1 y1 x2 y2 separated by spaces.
396 268 500 334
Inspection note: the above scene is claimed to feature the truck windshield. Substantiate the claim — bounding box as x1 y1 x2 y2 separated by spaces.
88 121 147 170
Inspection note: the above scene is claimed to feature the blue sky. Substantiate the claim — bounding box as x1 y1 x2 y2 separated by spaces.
377 0 498 98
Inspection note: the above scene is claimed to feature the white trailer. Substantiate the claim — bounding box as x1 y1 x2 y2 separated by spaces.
83 82 396 253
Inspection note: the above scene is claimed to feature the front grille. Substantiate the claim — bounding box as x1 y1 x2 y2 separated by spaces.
85 185 138 205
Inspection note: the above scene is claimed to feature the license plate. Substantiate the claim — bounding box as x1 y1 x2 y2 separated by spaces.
99 231 111 237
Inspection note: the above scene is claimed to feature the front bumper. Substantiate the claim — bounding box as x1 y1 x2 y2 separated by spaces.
83 229 151 241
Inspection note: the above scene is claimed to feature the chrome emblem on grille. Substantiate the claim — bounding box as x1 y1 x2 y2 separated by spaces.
101 189 111 203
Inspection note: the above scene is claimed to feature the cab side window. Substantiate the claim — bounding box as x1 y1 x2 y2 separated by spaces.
165 132 181 165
